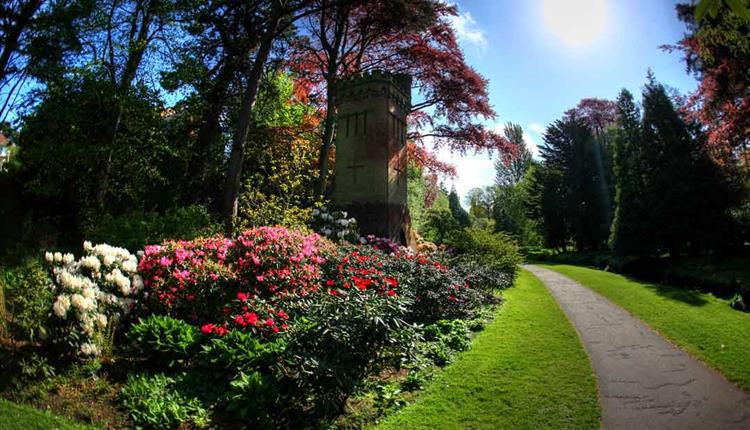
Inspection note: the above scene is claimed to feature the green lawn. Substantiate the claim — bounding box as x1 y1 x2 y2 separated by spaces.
542 264 750 391
373 270 600 430
0 398 98 430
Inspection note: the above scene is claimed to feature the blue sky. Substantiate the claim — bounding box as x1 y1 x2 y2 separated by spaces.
441 0 698 205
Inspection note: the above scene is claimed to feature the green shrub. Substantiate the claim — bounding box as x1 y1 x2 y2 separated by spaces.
237 187 314 230
447 228 522 280
83 205 220 251
120 373 210 429
128 316 200 368
199 330 286 374
284 289 413 415
1 259 53 342
223 370 280 426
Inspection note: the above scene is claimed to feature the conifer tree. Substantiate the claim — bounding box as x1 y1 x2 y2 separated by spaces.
448 188 471 228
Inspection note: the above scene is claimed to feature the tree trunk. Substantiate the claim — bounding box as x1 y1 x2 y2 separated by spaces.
314 85 337 197
221 19 280 231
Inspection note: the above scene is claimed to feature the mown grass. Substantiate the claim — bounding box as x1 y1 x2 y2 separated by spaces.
373 270 600 430
542 264 750 391
0 398 99 430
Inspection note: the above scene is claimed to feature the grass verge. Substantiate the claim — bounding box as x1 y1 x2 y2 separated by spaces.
373 270 600 430
542 264 750 391
0 398 98 430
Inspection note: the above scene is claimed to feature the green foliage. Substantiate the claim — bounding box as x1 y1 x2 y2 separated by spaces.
120 373 210 430
84 205 220 251
424 320 471 353
531 116 613 251
495 123 533 188
611 77 739 258
199 330 285 373
128 316 200 369
492 164 541 247
237 72 321 230
1 259 53 342
446 228 522 279
422 208 461 244
284 289 413 414
407 163 430 232
238 187 313 229
448 190 471 228
223 370 280 425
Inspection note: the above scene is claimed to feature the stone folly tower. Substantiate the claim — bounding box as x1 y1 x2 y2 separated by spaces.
332 71 412 244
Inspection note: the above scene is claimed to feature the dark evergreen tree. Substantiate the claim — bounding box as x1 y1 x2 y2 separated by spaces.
449 188 471 228
531 116 612 251
609 89 653 257
640 74 737 256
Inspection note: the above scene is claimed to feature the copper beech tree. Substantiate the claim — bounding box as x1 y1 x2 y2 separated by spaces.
290 0 514 196
669 3 750 164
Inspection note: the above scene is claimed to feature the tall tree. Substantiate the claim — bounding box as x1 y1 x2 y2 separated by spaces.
531 115 611 251
608 89 652 257
448 188 470 228
292 0 513 196
640 74 736 255
221 0 320 228
495 122 532 188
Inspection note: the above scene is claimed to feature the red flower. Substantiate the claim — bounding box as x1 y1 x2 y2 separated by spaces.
326 279 335 287
387 290 396 297
384 277 398 287
237 292 250 301
265 318 275 326
244 312 259 326
201 323 215 334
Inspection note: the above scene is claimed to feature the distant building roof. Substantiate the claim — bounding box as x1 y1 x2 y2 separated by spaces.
0 133 8 147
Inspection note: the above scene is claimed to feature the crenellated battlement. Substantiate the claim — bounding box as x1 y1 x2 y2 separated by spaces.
335 70 412 107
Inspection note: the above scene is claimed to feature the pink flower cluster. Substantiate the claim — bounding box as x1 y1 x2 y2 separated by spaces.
137 227 334 338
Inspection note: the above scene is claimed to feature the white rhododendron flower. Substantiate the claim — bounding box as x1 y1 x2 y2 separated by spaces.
312 208 320 216
52 295 71 318
80 343 99 356
96 314 108 329
80 255 101 272
121 259 137 273
132 274 144 291
82 287 96 299
102 254 115 267
45 240 138 360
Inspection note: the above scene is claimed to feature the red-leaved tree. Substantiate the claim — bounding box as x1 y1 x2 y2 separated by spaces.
291 0 513 195
668 3 750 164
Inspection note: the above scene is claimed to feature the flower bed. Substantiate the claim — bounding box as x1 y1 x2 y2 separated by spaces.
5 226 519 429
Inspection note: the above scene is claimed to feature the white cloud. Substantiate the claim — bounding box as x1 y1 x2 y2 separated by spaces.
434 146 495 207
528 122 545 134
448 10 488 52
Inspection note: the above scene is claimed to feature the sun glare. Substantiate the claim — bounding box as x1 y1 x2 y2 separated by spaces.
542 0 607 46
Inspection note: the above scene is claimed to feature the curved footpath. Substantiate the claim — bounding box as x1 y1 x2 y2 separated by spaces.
524 265 750 430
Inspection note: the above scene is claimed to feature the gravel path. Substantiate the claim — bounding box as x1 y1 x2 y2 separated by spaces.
523 265 750 430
